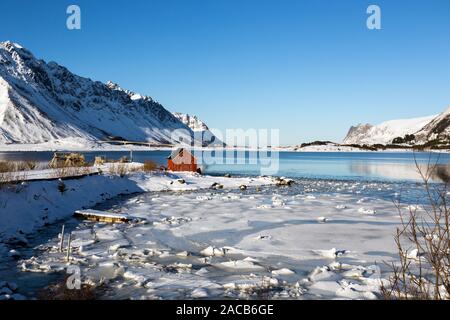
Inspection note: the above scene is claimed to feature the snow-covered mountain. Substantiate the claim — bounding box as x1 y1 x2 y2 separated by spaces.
172 112 222 146
0 41 206 147
172 112 209 132
414 107 450 144
342 111 445 145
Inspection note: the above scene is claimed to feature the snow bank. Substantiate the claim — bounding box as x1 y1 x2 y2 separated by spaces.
0 171 273 242
5 177 415 300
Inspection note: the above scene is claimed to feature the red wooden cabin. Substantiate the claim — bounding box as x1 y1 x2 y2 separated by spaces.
167 148 198 172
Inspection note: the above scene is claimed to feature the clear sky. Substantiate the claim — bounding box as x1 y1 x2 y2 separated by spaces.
1 0 449 145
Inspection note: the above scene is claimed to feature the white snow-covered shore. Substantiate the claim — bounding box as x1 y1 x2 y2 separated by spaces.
0 170 273 243
11 182 408 300
280 145 449 153
1 139 448 153
0 163 433 300
0 138 173 152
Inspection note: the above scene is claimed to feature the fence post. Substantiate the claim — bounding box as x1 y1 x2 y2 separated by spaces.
66 233 72 262
59 224 65 252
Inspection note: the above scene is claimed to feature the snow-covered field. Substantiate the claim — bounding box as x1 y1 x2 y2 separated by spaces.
0 168 420 300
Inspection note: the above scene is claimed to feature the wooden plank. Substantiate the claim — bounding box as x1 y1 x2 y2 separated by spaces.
74 209 142 223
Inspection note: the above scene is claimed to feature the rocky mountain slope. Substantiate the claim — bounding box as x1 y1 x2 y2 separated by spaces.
0 41 214 147
172 112 209 132
414 107 450 144
343 108 450 146
172 112 222 146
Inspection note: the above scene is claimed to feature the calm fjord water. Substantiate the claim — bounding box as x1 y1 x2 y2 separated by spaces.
1 150 449 182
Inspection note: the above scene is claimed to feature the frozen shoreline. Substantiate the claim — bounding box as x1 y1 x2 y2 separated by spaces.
0 170 274 244
1 139 448 153
0 168 430 300
6 180 410 300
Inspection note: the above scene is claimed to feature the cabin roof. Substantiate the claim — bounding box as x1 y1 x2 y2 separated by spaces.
167 148 194 160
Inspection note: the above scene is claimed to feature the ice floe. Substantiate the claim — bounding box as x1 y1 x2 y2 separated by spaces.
358 207 377 215
2 176 424 300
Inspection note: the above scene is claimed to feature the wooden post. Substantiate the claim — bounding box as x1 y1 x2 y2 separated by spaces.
66 233 72 262
59 224 65 252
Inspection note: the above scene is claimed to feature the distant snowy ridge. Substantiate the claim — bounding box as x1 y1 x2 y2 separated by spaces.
0 41 211 147
342 110 447 145
172 112 223 146
172 112 209 132
414 107 450 144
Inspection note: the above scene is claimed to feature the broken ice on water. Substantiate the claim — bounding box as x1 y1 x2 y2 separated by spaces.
2 177 434 300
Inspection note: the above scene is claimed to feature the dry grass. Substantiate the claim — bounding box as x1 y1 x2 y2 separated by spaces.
142 160 158 172
381 155 450 300
0 160 40 173
108 163 128 177
37 277 102 300
0 161 15 173
52 164 93 179
0 159 97 183
0 172 13 189
107 161 160 176
25 160 38 170
0 161 30 188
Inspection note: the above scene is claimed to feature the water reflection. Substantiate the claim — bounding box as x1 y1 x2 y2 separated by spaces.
349 162 450 182
431 165 450 183
1 150 449 182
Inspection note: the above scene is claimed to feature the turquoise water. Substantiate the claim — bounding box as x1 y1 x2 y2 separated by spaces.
202 151 450 182
0 150 448 298
1 150 449 182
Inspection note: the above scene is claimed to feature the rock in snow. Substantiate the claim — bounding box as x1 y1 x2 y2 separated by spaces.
272 268 296 276
316 217 328 223
314 248 347 259
358 208 376 215
200 246 226 257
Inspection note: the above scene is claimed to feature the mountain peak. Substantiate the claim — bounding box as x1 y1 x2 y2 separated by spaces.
0 43 202 146
343 111 445 145
0 41 34 59
172 112 222 146
106 80 121 91
172 112 209 131
106 80 153 102
1 41 24 50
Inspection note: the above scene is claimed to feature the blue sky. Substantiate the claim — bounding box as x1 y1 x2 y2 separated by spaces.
1 0 449 145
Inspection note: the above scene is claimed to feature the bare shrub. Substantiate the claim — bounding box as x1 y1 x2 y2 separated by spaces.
25 160 38 170
53 166 70 179
142 160 158 172
0 168 27 188
15 161 29 171
37 276 102 300
108 163 127 177
381 156 450 300
0 161 15 173
52 163 94 179
0 160 39 173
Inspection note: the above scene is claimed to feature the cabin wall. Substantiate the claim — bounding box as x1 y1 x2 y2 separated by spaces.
167 157 197 172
